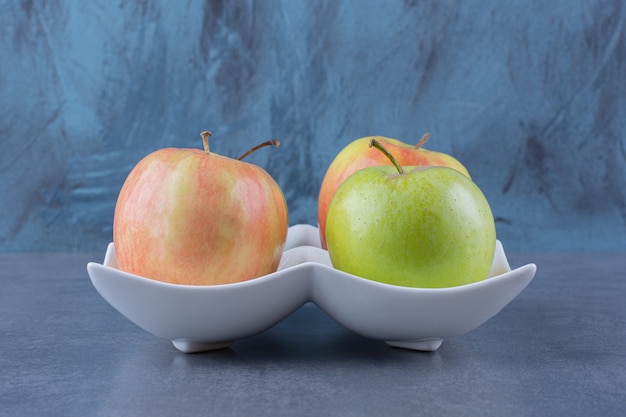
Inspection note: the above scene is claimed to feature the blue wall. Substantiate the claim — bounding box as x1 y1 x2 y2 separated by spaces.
1 0 625 252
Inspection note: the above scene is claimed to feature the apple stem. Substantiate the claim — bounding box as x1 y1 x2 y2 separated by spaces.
237 140 281 161
369 139 404 175
201 131 212 154
415 132 431 150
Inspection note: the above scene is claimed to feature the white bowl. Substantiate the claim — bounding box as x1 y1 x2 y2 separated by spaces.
87 224 536 353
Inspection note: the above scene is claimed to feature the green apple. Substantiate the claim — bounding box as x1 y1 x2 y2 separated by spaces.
318 133 470 249
325 139 496 288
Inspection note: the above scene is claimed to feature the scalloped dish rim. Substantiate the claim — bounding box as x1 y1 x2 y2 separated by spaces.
87 224 537 353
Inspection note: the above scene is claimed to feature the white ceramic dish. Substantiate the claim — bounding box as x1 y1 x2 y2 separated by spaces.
87 224 536 353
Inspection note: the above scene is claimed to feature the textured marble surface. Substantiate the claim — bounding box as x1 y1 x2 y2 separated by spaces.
1 1 625 251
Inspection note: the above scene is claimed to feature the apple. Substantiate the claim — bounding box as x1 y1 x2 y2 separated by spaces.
325 139 495 288
113 131 288 285
318 133 470 249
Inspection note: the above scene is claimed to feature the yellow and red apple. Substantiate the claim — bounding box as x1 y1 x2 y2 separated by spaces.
113 132 288 285
317 134 470 249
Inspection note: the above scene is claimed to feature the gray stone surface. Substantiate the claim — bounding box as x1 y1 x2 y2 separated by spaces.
1 251 625 416
1 1 625 251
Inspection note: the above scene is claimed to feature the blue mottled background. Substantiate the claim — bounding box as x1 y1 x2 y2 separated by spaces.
1 0 625 252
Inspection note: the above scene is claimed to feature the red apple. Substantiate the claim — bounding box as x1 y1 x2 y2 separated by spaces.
317 133 470 249
113 132 288 285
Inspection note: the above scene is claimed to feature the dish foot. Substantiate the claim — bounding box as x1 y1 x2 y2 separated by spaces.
386 338 443 351
171 339 232 353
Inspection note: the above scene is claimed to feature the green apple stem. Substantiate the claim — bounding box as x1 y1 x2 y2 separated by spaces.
369 139 404 175
415 132 431 150
237 140 281 161
201 131 213 154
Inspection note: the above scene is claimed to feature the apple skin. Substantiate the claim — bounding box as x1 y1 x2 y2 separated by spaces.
325 165 495 288
113 146 288 286
318 135 470 249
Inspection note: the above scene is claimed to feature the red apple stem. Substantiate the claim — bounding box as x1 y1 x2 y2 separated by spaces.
200 131 212 154
237 140 281 161
369 139 404 175
415 132 431 150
